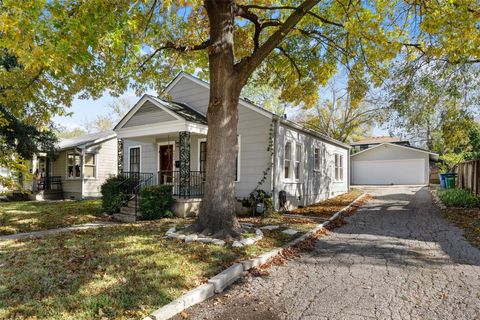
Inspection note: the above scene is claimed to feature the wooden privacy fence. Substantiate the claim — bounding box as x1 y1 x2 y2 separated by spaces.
455 159 480 196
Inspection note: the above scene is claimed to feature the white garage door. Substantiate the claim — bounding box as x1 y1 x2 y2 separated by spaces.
352 159 426 185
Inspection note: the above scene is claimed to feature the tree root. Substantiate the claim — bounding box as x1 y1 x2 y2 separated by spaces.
187 220 243 241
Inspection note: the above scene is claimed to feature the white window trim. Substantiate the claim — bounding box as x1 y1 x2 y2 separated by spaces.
127 145 142 173
83 153 98 180
65 150 82 180
198 136 240 182
314 147 321 172
157 141 176 173
334 153 344 182
283 140 294 182
293 143 303 182
197 137 207 172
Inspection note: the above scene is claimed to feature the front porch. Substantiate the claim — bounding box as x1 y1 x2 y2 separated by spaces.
113 96 210 219
117 170 205 219
120 170 205 199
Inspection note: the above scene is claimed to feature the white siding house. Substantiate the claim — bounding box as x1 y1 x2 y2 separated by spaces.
48 131 118 199
114 72 350 214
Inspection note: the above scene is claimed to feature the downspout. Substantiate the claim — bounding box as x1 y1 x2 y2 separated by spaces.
79 146 85 200
271 117 280 210
348 147 351 190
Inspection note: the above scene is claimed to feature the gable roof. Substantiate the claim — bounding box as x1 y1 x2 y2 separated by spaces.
163 71 274 118
163 72 350 149
351 142 438 158
277 117 351 149
147 95 207 125
113 94 207 131
351 136 405 145
58 130 116 150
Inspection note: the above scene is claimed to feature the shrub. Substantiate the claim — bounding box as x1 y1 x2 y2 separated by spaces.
438 188 480 208
139 185 174 220
100 176 129 214
243 189 274 216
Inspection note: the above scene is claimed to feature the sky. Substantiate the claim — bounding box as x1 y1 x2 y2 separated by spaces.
55 90 390 136
53 88 156 131
54 81 390 137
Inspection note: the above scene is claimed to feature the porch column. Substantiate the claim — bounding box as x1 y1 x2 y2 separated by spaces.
178 131 191 198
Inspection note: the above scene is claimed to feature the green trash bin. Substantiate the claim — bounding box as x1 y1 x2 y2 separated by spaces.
445 175 456 189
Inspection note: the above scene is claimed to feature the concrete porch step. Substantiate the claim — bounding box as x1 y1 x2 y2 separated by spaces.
120 206 136 215
113 213 137 223
127 199 138 208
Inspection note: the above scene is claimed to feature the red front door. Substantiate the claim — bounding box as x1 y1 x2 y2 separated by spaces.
159 145 174 184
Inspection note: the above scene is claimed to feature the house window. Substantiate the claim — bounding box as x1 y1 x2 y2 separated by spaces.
199 141 207 173
334 153 344 181
129 147 140 172
314 148 320 171
84 153 96 178
284 141 292 179
295 144 302 180
198 139 240 181
67 152 81 178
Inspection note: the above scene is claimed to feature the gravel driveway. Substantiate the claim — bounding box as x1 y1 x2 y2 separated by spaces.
175 186 480 320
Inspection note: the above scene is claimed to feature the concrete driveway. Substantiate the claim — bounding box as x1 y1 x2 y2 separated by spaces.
175 186 480 320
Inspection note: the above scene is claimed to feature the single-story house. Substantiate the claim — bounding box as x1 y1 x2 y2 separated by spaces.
114 72 350 217
0 166 11 193
351 141 438 185
33 131 118 200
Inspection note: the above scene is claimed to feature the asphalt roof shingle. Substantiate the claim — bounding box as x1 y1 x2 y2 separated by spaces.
58 130 116 150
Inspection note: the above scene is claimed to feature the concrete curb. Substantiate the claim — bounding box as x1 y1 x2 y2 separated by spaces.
144 192 368 320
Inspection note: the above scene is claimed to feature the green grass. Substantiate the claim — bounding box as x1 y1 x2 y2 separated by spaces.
438 188 480 208
0 219 305 320
0 200 104 235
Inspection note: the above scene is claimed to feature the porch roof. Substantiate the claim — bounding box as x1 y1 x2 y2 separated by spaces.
147 95 207 125
58 130 116 150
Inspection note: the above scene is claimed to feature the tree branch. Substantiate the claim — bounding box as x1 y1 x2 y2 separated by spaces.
236 0 322 80
235 5 282 51
277 47 302 80
138 39 211 70
239 4 344 27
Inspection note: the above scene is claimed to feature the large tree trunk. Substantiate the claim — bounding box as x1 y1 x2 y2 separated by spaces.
192 0 244 239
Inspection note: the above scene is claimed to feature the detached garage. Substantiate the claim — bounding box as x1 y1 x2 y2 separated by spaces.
351 143 437 185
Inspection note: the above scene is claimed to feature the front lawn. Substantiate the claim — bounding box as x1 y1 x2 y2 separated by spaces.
0 200 104 235
289 189 364 219
0 217 315 320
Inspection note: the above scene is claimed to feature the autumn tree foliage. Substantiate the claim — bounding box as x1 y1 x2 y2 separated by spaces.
1 1 479 237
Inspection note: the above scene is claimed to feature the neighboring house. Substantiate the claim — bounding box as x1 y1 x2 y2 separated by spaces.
114 72 350 217
350 142 438 185
0 166 11 193
34 131 118 200
351 136 410 152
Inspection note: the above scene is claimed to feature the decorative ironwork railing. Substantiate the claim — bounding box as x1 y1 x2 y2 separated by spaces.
113 171 204 216
158 170 205 198
115 172 155 215
39 176 62 191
